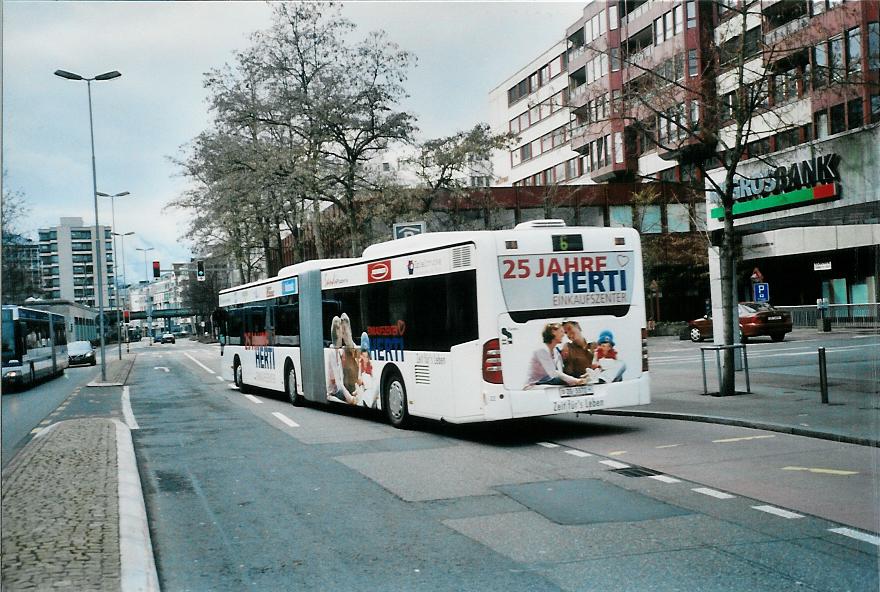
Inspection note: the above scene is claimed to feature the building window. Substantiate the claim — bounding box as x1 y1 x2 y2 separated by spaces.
869 23 880 70
847 27 861 75
813 42 828 88
686 1 696 28
611 47 620 72
815 110 829 139
639 205 662 234
688 49 698 77
667 204 691 232
655 17 664 45
829 36 845 82
871 95 880 123
847 98 863 130
609 4 619 30
829 103 846 134
610 205 633 228
776 128 799 150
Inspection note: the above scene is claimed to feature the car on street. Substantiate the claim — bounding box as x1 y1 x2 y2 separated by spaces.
687 302 793 343
67 340 96 366
161 333 176 344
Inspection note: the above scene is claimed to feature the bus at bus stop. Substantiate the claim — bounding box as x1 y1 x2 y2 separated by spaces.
216 220 650 428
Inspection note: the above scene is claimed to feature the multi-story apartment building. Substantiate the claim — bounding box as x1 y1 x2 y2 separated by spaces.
491 0 879 313
37 217 116 309
128 263 195 335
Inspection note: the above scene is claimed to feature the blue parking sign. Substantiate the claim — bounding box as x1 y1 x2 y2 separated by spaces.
753 282 770 302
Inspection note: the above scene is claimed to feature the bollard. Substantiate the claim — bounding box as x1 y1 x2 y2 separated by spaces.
818 347 828 404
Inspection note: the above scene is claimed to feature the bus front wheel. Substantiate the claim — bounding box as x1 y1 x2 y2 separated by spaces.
233 358 248 393
383 372 410 429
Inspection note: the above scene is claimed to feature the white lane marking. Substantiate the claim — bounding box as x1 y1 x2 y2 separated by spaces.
782 466 859 476
752 505 804 519
692 487 736 499
153 367 170 373
565 450 592 458
649 475 681 484
656 444 681 449
537 442 559 448
122 385 139 430
713 435 776 443
216 376 225 381
184 352 215 374
828 528 880 546
244 394 262 404
272 412 300 428
114 420 160 592
608 450 628 456
183 352 216 374
600 460 630 469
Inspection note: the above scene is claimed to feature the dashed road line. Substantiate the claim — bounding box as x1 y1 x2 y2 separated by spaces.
271 412 300 428
244 394 262 405
782 466 859 476
599 460 630 469
649 475 681 484
713 435 776 443
608 450 627 456
752 505 803 519
536 442 559 448
828 527 880 546
692 487 736 499
655 444 681 449
216 376 225 381
564 450 592 458
184 352 215 375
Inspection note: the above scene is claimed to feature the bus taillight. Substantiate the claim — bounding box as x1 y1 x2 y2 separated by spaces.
641 327 649 372
482 339 503 384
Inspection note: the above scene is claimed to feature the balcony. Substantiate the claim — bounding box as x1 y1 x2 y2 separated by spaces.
568 44 587 63
569 83 589 106
765 15 810 47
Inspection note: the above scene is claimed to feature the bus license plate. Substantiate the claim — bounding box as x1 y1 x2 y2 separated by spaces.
560 385 593 398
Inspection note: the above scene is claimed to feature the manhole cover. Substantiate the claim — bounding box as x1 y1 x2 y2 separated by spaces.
610 466 663 478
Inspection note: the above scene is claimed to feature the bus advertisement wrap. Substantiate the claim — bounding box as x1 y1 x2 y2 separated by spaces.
499 316 638 393
498 252 635 311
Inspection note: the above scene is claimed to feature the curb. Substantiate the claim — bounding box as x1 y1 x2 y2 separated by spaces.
88 355 137 388
593 409 880 448
113 419 160 592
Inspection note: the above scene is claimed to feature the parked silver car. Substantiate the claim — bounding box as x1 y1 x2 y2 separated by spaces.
67 340 96 366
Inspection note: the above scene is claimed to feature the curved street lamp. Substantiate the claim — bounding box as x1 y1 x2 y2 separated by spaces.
113 231 135 352
136 247 155 346
54 68 121 381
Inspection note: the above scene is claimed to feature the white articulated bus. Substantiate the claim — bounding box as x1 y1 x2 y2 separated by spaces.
217 220 649 427
2 305 69 390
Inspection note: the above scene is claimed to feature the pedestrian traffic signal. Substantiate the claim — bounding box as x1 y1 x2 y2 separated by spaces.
197 260 205 282
152 260 160 278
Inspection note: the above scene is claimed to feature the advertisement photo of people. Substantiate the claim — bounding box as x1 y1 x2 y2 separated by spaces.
325 313 381 408
523 320 627 389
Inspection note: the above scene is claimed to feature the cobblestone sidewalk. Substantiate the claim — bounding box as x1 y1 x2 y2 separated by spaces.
1 419 121 591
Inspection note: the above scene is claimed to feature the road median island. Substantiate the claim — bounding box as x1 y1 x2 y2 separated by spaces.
88 353 137 387
1 417 158 591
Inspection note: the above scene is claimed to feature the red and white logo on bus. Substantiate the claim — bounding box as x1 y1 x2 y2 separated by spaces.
367 260 392 283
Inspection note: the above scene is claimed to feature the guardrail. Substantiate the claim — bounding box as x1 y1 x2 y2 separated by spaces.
775 304 879 329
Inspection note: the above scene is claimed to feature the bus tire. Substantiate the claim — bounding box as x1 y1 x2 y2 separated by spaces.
233 357 248 393
383 371 410 429
285 360 304 407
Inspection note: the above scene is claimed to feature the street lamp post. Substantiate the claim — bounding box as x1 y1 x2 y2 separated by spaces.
113 230 135 353
99 191 130 360
55 68 122 382
137 247 155 347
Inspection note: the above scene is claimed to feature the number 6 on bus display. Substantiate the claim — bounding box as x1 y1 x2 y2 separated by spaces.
217 220 649 428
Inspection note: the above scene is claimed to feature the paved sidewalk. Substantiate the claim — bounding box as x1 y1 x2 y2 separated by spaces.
1 418 121 591
88 354 136 387
600 331 880 447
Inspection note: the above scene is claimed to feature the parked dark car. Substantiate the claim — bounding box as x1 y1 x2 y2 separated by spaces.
687 302 793 343
68 340 96 366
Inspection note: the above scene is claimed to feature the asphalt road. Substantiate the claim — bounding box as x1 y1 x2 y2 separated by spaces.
6 338 878 591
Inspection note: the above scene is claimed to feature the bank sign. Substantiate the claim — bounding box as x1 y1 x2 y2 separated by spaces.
710 153 841 220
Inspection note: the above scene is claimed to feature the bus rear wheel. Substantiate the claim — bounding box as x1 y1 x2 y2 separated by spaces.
285 362 303 406
383 372 410 429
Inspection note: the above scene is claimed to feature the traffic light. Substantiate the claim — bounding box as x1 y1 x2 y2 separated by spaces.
152 260 160 278
197 260 205 282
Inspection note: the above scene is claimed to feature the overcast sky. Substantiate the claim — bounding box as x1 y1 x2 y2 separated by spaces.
3 1 585 281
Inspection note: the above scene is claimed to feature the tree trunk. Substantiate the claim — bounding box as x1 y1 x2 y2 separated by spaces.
720 207 736 395
311 198 325 259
